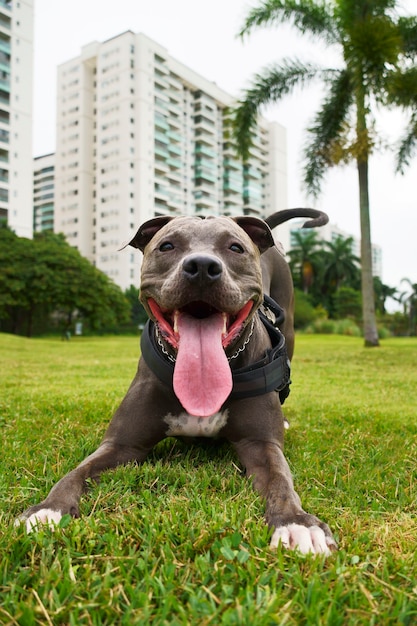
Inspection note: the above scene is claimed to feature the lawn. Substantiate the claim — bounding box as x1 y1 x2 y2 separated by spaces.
1 332 416 625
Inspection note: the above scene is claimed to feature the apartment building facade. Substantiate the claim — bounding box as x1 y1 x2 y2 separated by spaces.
0 0 33 237
33 152 54 232
54 31 287 290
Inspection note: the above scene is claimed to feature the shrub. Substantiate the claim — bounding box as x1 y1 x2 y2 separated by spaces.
293 289 324 329
379 312 409 336
305 317 361 336
332 286 362 321
378 326 392 339
305 318 338 334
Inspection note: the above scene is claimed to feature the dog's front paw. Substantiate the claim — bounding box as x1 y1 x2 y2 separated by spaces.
270 523 337 556
15 508 64 533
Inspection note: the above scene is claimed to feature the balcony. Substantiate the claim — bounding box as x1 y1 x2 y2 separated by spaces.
154 183 170 201
0 128 10 143
194 190 217 210
195 143 216 158
154 112 169 131
154 72 169 91
166 168 182 184
154 145 169 160
223 196 243 209
167 157 182 169
167 100 182 116
223 157 242 172
167 144 181 157
168 192 184 211
154 96 169 114
223 142 238 158
195 129 216 146
194 115 215 134
0 12 11 30
167 130 181 143
223 179 243 194
154 159 169 175
0 1 12 12
155 130 169 145
154 199 169 213
244 165 263 180
168 113 182 130
0 88 9 106
168 74 183 91
194 179 216 195
154 56 169 75
0 77 10 93
195 169 217 185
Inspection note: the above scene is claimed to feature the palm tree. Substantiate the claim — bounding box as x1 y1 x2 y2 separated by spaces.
322 235 360 291
373 277 398 315
232 0 417 347
399 278 417 335
287 230 323 294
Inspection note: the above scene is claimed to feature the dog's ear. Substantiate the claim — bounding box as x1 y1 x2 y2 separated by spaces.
120 216 174 252
233 217 274 254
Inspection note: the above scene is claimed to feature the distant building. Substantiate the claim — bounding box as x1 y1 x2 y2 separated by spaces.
33 153 54 232
0 0 33 237
53 31 287 290
288 220 383 279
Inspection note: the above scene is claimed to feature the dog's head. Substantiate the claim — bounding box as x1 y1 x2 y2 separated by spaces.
129 215 273 350
126 215 274 417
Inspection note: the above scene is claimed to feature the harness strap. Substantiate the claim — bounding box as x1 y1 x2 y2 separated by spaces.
140 296 291 404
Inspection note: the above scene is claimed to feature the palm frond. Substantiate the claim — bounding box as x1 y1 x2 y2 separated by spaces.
303 69 354 197
239 0 337 44
398 16 417 58
396 112 417 174
232 59 330 161
385 66 417 111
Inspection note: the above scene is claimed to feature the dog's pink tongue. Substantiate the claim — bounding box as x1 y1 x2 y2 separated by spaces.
173 312 232 417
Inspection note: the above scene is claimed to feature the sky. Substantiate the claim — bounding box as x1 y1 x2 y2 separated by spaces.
33 0 417 297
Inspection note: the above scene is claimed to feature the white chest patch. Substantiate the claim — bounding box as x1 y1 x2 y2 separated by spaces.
164 410 229 438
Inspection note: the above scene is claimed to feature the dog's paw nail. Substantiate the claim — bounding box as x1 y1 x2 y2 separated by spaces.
326 538 338 552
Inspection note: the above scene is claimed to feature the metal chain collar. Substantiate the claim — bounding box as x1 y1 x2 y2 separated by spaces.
154 317 255 363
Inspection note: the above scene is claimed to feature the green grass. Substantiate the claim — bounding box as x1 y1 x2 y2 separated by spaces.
1 333 416 625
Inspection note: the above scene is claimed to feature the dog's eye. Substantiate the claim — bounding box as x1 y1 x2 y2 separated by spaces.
159 242 174 252
229 243 244 254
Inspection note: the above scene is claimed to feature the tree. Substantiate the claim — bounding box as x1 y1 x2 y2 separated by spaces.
232 0 417 347
124 285 148 328
333 286 362 320
288 230 323 295
373 276 398 315
322 235 360 291
0 228 130 336
399 278 417 335
320 235 361 317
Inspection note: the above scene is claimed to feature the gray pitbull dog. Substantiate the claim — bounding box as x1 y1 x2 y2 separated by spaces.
18 209 337 555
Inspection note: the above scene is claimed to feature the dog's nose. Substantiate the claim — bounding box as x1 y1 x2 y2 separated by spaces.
182 254 223 283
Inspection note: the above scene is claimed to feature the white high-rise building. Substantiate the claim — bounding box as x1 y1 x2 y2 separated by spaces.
0 0 33 237
33 152 55 232
54 31 287 290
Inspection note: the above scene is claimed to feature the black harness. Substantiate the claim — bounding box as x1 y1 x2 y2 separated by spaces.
140 295 291 406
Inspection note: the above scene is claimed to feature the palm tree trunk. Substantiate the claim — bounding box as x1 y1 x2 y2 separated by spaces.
356 88 379 347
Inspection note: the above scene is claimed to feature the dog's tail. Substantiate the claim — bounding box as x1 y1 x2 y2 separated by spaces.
265 208 329 230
